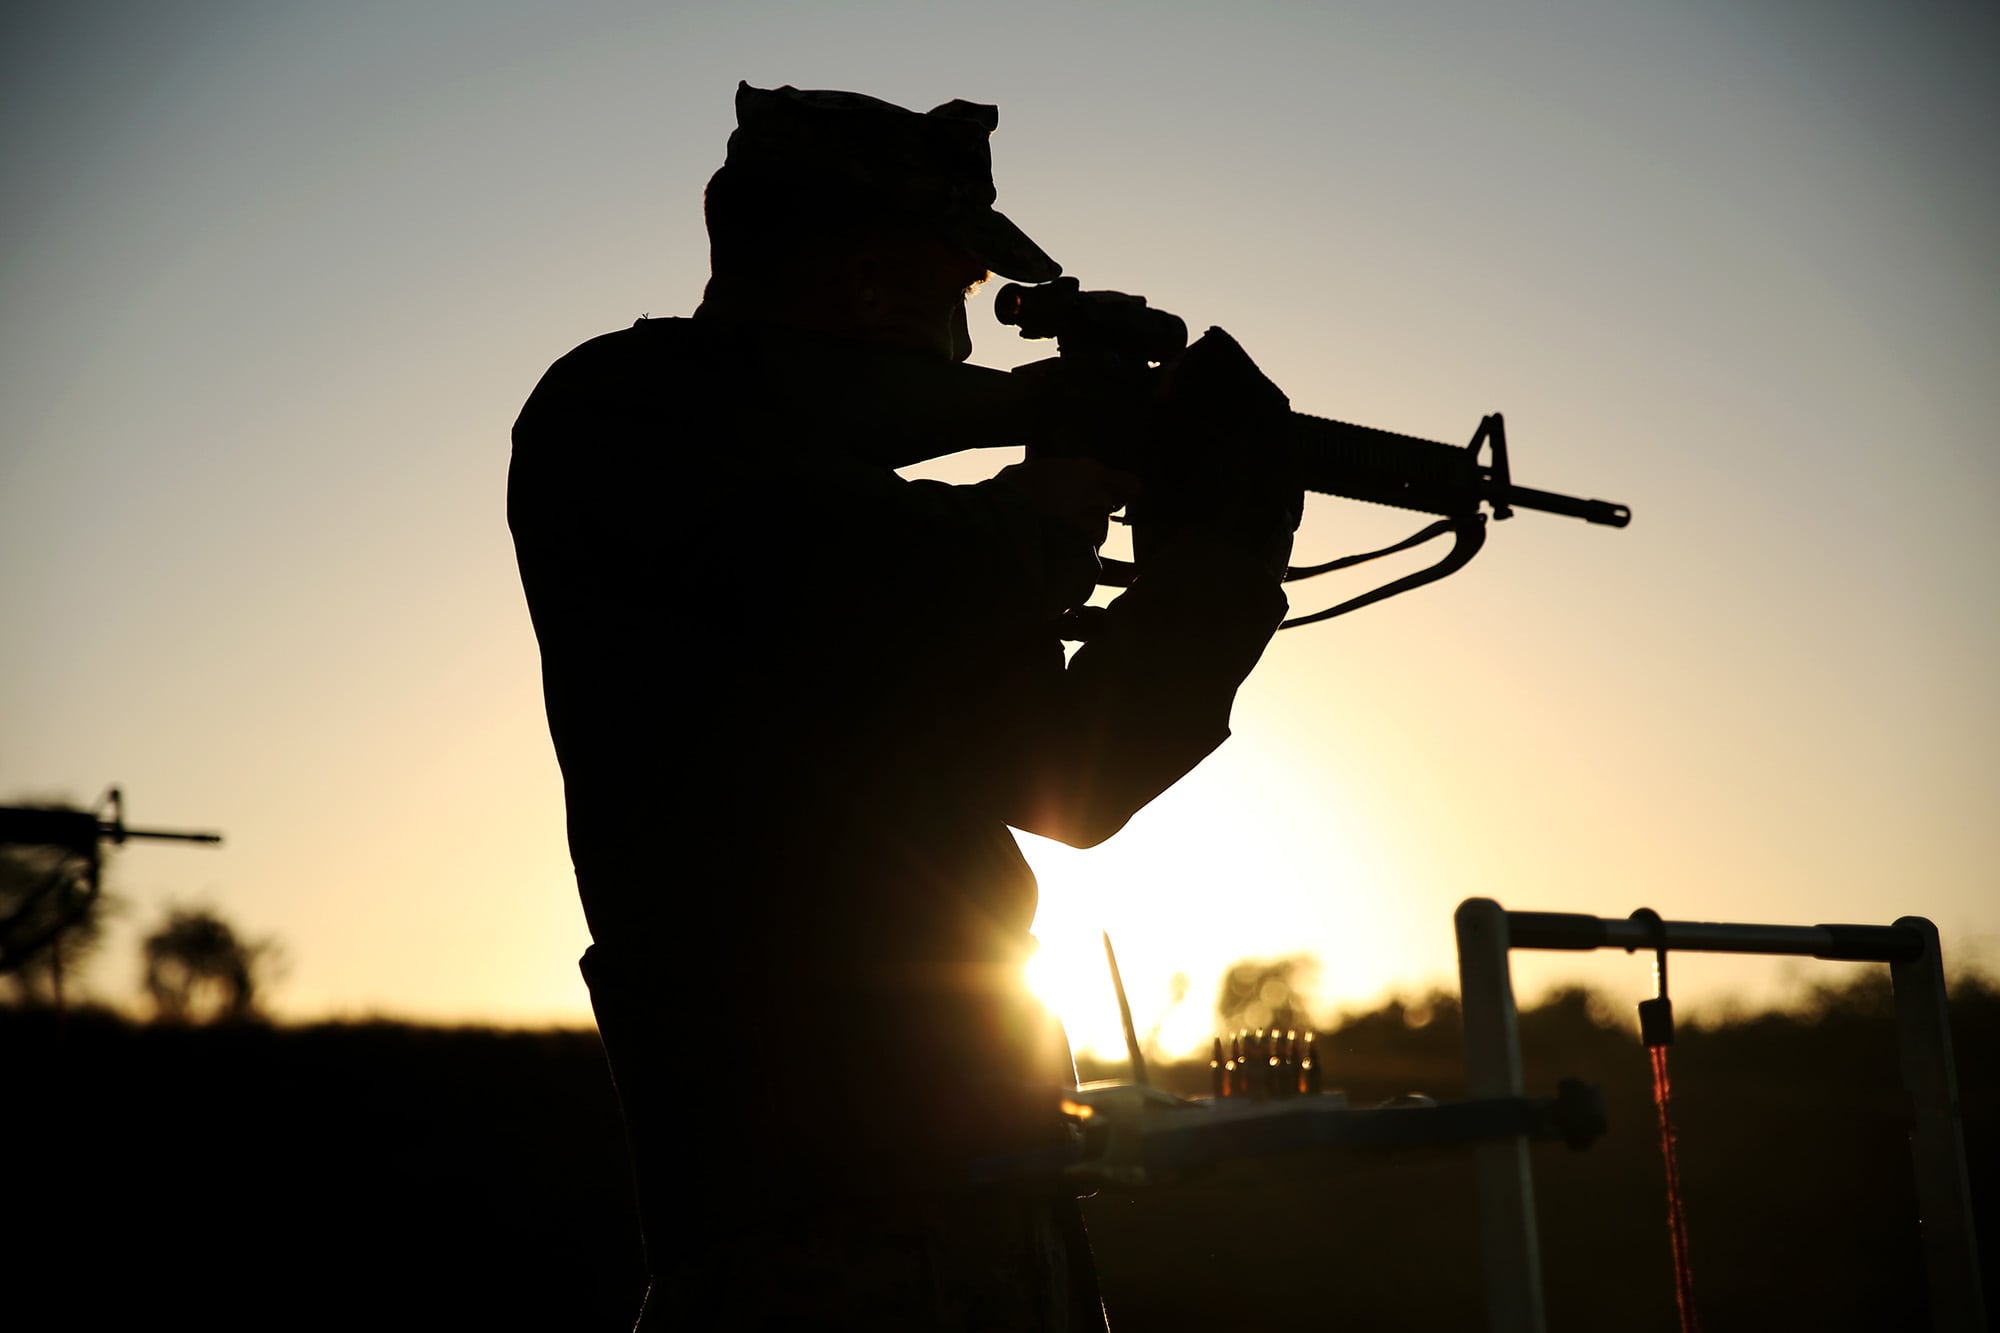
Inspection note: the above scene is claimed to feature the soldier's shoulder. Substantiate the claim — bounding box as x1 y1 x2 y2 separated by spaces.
516 317 738 429
546 315 712 378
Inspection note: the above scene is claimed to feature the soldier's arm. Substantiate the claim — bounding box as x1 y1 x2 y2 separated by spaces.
987 327 1303 843
986 531 1289 848
741 444 1121 641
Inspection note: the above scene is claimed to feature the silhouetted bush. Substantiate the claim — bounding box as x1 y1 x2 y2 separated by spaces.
139 905 278 1023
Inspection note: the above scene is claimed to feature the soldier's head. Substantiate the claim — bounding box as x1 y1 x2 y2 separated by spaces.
699 82 1060 361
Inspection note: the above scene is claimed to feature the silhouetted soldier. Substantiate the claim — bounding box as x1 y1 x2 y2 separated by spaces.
510 82 1299 1330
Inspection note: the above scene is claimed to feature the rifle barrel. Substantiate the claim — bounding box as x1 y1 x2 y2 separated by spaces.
1500 485 1631 527
1290 412 1630 527
110 824 224 845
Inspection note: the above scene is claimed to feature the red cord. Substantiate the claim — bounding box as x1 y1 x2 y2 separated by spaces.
1650 1045 1700 1333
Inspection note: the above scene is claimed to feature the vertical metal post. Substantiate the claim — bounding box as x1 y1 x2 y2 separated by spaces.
1456 897 1546 1333
1888 916 1987 1331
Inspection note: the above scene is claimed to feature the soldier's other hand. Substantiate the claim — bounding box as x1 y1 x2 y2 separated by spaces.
995 457 1140 550
1143 327 1304 579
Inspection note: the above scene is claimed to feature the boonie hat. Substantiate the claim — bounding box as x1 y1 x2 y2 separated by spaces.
723 81 1061 283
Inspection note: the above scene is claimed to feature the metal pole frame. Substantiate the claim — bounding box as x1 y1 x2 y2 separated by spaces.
1456 898 1544 1333
1453 897 1986 1333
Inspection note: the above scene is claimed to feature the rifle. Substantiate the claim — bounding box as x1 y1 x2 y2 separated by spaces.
992 278 1630 626
0 787 222 976
784 278 1631 627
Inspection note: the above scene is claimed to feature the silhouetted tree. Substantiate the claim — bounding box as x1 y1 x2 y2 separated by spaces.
141 907 275 1023
1216 954 1319 1034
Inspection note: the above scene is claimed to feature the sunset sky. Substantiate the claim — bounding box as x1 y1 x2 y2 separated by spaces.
3 1 1994 1056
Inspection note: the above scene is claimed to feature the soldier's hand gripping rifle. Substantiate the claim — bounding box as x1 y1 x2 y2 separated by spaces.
990 278 1631 627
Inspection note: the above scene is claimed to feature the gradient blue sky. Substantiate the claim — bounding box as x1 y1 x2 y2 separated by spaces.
3 1 1994 1049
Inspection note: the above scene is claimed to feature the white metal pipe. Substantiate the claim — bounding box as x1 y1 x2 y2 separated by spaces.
1455 898 1546 1333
